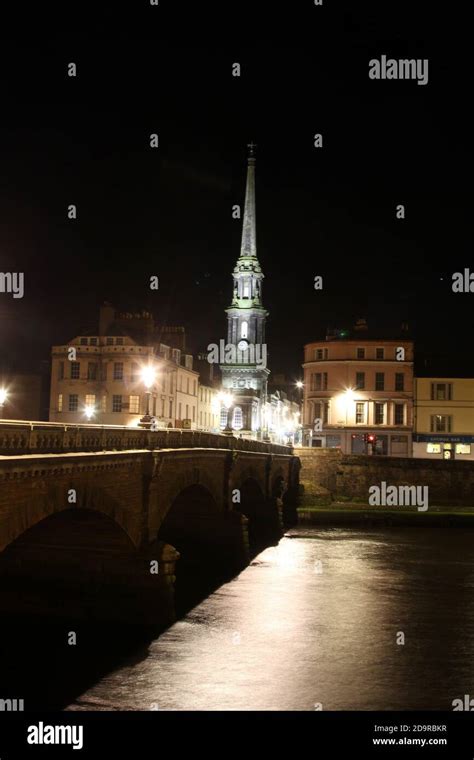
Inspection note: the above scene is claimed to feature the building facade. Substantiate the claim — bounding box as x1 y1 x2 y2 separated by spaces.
219 143 270 438
302 322 414 456
49 305 198 428
413 377 474 460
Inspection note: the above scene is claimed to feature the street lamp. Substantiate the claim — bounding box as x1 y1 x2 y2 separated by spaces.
217 391 234 434
84 405 95 421
139 364 157 427
0 388 8 419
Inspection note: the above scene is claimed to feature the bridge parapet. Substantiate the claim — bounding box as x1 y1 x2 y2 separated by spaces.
0 421 291 457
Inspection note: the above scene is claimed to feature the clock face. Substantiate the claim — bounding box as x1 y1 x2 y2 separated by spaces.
238 339 249 351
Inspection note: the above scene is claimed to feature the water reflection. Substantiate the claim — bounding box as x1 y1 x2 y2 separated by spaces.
68 527 474 711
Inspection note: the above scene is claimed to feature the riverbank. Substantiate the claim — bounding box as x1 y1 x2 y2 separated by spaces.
297 502 474 527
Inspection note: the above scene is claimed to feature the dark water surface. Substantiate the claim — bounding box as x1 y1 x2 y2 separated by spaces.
59 526 474 711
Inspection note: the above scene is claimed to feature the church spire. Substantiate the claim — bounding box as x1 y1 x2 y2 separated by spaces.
239 142 257 259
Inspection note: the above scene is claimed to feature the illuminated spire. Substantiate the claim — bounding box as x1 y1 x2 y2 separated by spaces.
239 142 257 259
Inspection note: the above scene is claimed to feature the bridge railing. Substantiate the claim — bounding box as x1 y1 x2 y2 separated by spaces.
0 421 292 456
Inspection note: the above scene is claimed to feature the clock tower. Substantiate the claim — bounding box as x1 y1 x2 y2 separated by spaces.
220 143 270 437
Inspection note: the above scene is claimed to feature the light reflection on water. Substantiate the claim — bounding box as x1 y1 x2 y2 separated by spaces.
69 527 474 711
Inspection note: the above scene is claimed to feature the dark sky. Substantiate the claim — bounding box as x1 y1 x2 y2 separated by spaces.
0 4 472 379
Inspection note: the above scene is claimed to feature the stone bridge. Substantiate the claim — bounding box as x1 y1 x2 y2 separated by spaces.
0 422 300 626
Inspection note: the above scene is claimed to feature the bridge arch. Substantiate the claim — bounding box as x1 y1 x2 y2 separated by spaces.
157 483 247 613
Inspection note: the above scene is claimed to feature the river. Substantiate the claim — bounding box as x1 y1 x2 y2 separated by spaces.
59 525 474 711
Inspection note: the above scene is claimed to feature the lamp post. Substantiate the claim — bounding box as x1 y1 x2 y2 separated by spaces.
84 405 95 422
217 391 234 435
0 388 8 420
139 364 157 428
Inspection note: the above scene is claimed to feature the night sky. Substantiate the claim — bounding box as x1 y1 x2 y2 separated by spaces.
0 4 471 380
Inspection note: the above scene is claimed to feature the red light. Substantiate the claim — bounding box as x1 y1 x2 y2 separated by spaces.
368 435 375 442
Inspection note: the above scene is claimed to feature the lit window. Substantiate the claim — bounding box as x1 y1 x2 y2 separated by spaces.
58 394 63 412
129 395 140 414
233 407 243 429
220 407 228 429
427 443 441 453
241 321 248 339
85 394 95 407
456 443 471 455
243 281 250 298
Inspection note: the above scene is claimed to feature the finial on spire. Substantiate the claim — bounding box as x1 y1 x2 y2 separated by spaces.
247 141 257 160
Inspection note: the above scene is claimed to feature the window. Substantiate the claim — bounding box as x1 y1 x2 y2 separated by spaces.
186 378 190 394
169 399 173 419
58 362 64 380
357 348 365 359
88 362 98 380
116 337 124 346
456 444 471 455
243 281 250 298
233 406 243 429
101 396 107 412
58 394 63 412
200 411 203 425
193 380 197 396
241 321 248 339
355 372 365 390
376 347 384 360
178 402 182 420
106 337 113 345
395 373 405 391
85 394 95 408
70 362 80 379
192 405 196 422
394 403 404 425
314 348 328 360
314 401 329 425
375 372 385 391
131 363 140 382
355 402 365 424
427 443 441 454
100 364 107 381
431 382 452 400
185 404 189 419
374 402 385 425
430 414 451 433
112 395 122 413
113 362 123 380
312 373 320 390
220 407 228 429
161 397 165 417
129 395 140 414
68 394 78 412
80 337 88 345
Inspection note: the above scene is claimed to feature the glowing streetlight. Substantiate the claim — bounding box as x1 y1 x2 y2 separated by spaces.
139 364 158 427
296 380 304 389
0 388 8 419
217 390 235 433
84 405 95 421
